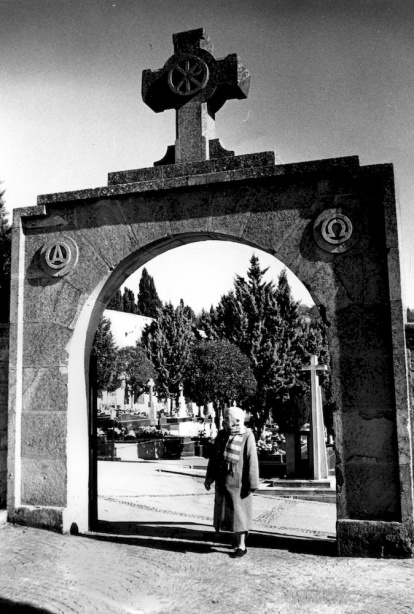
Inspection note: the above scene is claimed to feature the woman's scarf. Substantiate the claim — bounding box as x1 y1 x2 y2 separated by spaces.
223 424 244 476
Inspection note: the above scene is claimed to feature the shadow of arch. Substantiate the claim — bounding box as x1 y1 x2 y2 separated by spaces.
0 598 55 614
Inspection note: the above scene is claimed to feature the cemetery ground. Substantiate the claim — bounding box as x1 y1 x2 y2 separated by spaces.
1 459 414 614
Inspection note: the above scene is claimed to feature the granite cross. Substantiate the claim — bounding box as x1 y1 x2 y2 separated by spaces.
301 355 329 480
142 28 250 163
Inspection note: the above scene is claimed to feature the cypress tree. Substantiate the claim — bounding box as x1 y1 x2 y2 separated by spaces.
107 289 123 312
141 301 194 400
122 287 137 314
137 268 162 318
91 316 122 395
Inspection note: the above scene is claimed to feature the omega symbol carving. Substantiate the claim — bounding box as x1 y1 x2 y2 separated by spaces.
313 210 356 254
321 214 353 245
168 55 209 96
41 236 79 277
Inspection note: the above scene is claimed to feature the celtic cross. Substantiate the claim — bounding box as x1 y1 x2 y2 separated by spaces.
142 28 250 163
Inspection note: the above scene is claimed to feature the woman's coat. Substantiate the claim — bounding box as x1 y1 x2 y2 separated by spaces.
206 428 259 533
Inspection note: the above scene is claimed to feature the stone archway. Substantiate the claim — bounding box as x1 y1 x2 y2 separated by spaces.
6 27 413 557
7 148 413 557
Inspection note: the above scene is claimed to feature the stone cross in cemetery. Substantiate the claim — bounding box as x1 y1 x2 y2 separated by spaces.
302 355 329 480
177 383 187 418
142 28 250 163
147 377 157 422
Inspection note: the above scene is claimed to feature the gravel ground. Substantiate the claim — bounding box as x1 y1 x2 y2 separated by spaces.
0 460 413 614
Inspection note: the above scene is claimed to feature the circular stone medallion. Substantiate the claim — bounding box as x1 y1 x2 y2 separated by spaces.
313 210 355 253
168 55 209 96
40 236 79 277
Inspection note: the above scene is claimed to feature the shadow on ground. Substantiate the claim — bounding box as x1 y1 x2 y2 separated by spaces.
0 598 54 613
85 521 337 557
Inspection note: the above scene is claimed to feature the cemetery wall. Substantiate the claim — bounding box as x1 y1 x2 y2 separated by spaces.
0 324 9 508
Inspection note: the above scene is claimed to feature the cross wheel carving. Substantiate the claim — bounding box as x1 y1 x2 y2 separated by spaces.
168 55 209 96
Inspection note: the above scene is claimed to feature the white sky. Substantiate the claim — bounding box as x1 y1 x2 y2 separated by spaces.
1 0 413 309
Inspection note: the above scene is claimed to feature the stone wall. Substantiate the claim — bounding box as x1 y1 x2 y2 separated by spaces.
405 324 414 455
0 324 9 509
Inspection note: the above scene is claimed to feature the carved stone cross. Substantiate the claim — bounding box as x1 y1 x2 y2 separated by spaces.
142 28 250 163
302 355 329 480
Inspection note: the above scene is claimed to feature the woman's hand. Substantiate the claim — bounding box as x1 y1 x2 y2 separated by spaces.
204 478 213 491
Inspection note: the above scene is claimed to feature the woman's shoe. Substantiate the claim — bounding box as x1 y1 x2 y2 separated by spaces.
230 548 247 558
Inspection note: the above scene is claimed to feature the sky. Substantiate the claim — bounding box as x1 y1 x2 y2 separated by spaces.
1 0 413 311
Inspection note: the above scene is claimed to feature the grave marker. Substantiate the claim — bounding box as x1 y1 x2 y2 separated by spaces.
302 355 329 480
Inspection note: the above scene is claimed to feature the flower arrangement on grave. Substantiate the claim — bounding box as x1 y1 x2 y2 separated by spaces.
257 439 274 458
257 432 286 459
135 426 170 439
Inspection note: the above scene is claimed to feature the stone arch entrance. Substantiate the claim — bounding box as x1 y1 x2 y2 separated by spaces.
6 27 413 557
7 150 413 556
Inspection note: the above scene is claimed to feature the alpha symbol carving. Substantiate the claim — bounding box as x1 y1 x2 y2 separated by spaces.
168 56 209 96
41 236 79 277
321 215 353 245
46 243 70 268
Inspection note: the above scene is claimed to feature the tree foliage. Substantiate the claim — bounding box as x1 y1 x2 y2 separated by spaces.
107 289 123 312
91 316 122 395
117 345 156 400
0 187 11 322
199 255 330 435
137 268 162 318
141 300 194 400
184 339 257 410
122 287 138 314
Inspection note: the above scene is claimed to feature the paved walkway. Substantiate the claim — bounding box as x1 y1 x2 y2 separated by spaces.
0 460 413 613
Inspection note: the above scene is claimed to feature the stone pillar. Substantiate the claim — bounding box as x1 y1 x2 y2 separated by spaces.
0 324 9 509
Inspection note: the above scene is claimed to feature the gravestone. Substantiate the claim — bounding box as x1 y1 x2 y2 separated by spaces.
5 28 413 557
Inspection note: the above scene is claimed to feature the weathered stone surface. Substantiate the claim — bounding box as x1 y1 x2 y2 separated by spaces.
330 353 394 414
167 189 212 236
37 156 362 206
342 462 400 520
9 506 63 531
22 323 73 368
21 412 66 459
24 278 83 328
337 519 413 558
21 458 66 507
339 413 398 463
23 368 68 413
71 199 141 269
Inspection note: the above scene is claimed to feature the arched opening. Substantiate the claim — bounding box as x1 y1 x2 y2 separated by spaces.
69 236 336 546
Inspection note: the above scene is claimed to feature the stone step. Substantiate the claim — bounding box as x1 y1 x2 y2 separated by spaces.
266 479 332 489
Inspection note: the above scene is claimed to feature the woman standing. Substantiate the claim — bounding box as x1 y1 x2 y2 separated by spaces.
204 406 259 558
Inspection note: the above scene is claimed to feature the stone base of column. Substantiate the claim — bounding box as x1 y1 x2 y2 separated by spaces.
8 505 64 532
337 519 414 558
